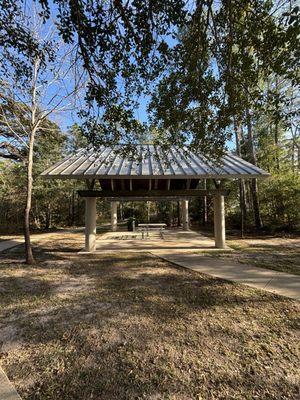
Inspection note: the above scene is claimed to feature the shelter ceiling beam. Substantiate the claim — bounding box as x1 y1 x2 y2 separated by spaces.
102 197 198 202
78 189 229 198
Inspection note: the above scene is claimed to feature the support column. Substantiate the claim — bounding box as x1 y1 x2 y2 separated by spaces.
85 197 97 252
111 201 118 232
213 194 226 248
181 200 189 230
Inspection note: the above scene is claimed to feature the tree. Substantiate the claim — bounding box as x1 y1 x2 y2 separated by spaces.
150 1 298 146
66 123 88 153
0 124 85 233
0 2 85 264
149 0 299 229
1 1 298 152
35 0 187 149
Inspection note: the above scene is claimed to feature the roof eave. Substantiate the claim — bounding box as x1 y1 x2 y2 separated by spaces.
41 173 271 180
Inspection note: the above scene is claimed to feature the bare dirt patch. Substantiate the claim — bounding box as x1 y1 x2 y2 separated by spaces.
0 234 299 399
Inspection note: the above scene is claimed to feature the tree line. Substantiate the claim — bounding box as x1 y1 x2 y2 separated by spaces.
1 118 299 236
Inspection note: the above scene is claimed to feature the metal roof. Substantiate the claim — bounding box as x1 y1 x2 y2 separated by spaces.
41 145 270 179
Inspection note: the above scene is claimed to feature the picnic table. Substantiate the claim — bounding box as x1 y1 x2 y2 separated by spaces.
137 223 167 239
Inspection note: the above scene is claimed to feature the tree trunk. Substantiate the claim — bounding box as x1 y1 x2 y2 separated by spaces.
24 57 40 265
167 203 172 227
24 127 36 264
274 121 280 171
246 109 263 229
274 77 280 171
177 201 181 226
147 201 150 223
120 200 124 221
77 195 80 225
234 118 247 236
32 202 41 229
251 178 263 229
69 189 76 226
45 203 51 229
202 179 208 226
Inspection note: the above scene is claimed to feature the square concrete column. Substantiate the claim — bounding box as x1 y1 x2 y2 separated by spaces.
85 197 97 252
213 194 226 248
111 201 118 232
181 199 189 230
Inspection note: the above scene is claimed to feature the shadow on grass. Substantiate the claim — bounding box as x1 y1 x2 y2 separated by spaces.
1 250 292 344
1 246 299 400
0 276 53 306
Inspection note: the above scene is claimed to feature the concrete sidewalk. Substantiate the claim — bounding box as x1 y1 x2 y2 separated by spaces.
153 252 300 300
0 239 23 253
0 366 21 400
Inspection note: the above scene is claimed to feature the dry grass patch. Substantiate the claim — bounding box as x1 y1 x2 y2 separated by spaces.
0 237 299 399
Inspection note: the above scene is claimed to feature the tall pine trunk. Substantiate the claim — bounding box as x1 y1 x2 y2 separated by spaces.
24 126 36 264
24 58 40 265
246 109 263 229
274 121 280 171
234 118 247 236
274 77 280 171
202 179 208 226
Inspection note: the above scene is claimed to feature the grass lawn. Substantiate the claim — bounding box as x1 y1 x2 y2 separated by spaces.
0 235 299 399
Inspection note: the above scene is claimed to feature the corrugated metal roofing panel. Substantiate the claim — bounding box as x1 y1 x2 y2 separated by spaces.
41 145 270 179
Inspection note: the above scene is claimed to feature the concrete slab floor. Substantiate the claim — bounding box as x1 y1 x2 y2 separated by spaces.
93 229 218 251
